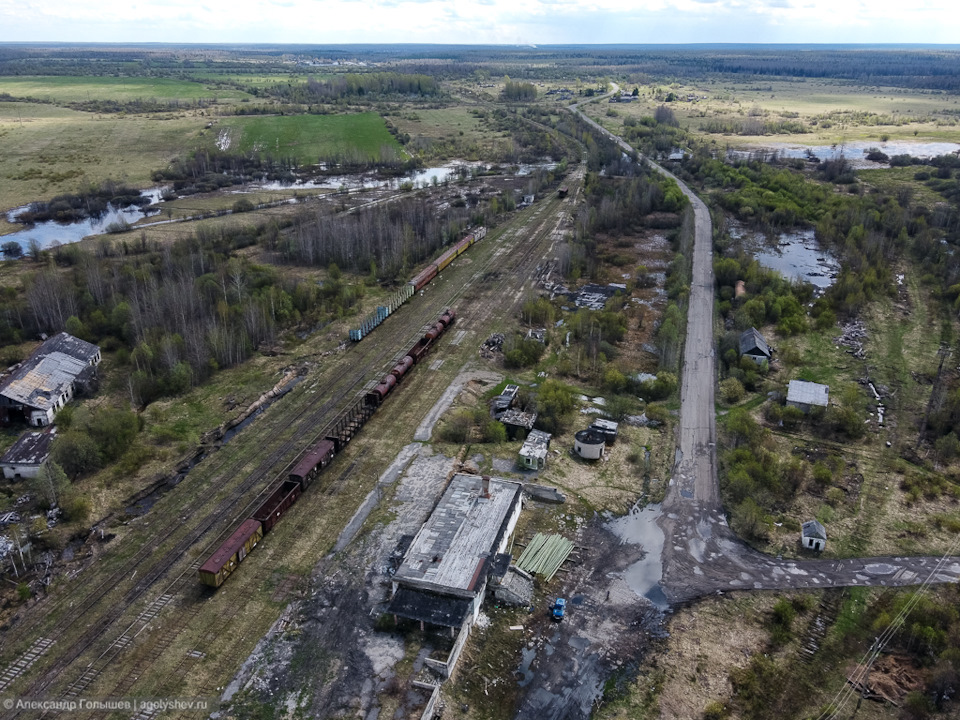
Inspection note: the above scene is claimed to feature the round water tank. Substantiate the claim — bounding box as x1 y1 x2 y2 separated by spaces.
574 429 606 460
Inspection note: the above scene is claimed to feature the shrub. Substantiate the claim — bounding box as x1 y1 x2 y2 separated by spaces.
720 377 746 404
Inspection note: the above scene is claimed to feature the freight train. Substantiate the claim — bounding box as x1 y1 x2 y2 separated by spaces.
349 227 485 341
198 309 457 588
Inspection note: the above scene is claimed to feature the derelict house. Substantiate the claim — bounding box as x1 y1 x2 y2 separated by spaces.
0 428 55 480
388 474 523 635
739 327 771 365
786 380 829 414
801 519 827 551
0 333 101 427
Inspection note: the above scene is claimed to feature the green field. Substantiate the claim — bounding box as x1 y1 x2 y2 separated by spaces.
215 112 403 162
0 75 252 104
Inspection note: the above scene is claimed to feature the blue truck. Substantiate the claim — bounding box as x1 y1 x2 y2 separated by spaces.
551 598 566 622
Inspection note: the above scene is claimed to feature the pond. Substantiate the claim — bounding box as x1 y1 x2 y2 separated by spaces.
4 187 167 252
729 223 841 290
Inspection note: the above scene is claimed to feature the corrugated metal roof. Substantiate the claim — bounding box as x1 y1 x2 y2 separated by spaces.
0 429 55 466
394 474 522 596
0 352 87 411
787 380 829 407
802 519 826 540
739 327 771 358
35 332 100 365
0 333 100 412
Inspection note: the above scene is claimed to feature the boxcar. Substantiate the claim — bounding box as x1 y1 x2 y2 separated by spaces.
289 439 335 489
410 265 438 292
253 480 302 534
198 519 263 588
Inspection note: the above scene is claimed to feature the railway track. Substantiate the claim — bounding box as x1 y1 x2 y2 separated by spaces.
0 167 581 715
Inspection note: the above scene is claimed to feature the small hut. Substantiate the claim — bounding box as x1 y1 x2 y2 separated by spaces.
801 520 827 551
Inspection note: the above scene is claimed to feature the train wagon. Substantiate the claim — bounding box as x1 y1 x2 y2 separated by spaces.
252 480 302 534
289 439 335 489
409 265 438 292
198 519 264 588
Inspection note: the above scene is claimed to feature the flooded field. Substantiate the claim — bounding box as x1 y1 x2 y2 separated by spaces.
732 140 960 168
730 223 840 289
4 187 166 251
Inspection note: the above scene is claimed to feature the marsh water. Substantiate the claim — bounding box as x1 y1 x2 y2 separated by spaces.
730 223 840 289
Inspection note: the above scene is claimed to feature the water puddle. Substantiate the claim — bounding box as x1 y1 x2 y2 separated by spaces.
607 502 668 610
517 646 537 687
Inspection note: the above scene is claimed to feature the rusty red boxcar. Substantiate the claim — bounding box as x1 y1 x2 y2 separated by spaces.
289 438 335 489
252 480 302 534
198 519 263 588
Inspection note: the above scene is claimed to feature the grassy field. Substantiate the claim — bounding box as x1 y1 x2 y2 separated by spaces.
0 101 206 213
214 112 403 162
0 75 252 104
587 79 960 148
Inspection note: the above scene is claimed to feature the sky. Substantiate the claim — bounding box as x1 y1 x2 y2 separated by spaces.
0 0 957 45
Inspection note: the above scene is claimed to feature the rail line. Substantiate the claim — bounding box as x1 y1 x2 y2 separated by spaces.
0 169 580 715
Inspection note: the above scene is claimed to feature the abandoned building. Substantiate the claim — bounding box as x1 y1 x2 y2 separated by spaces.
739 327 771 365
1 428 55 480
518 429 552 470
387 474 523 632
590 418 619 445
786 380 829 413
574 428 606 460
499 408 537 440
801 519 827 551
0 333 101 427
490 384 520 419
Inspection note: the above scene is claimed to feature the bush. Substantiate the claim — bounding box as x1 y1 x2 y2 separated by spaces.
720 377 746 404
62 492 92 522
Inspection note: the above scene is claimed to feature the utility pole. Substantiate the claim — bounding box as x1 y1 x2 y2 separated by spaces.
851 637 880 718
917 344 951 449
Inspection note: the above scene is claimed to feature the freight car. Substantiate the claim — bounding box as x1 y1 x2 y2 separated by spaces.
198 519 263 588
349 227 484 341
199 310 458 589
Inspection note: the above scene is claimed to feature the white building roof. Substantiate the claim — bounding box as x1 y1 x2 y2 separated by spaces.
394 474 522 597
519 429 551 461
787 380 829 407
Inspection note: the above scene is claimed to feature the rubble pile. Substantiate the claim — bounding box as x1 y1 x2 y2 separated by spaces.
836 321 867 359
480 333 505 359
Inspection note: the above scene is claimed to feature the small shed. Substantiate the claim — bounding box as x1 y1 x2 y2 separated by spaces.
1 429 55 480
786 380 829 413
590 418 619 445
518 429 552 470
801 519 827 551
739 327 771 365
574 428 606 460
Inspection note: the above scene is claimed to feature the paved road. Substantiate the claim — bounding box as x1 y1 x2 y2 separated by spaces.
569 96 960 603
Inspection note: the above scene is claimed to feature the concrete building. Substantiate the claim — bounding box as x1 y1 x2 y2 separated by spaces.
739 327 771 365
574 428 606 460
518 429 551 470
801 519 827 551
1 428 55 480
786 380 829 413
388 474 523 631
0 333 101 427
